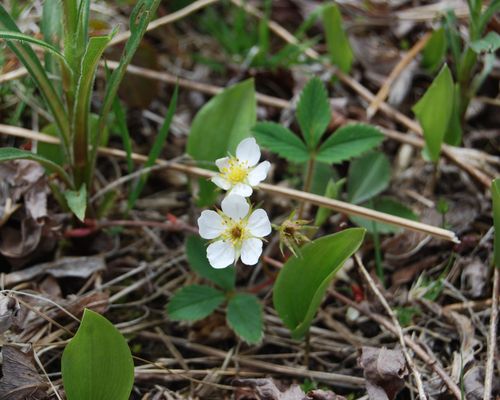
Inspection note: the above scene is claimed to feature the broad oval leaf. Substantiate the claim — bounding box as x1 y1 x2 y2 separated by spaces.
167 285 225 321
347 151 391 205
296 77 331 149
186 236 235 291
252 122 309 163
412 64 454 162
421 28 447 72
227 293 263 344
187 79 256 205
322 3 354 74
61 309 134 400
316 123 384 164
273 228 366 339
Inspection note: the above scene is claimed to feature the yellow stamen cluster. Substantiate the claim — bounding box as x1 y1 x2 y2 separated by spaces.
221 158 249 185
221 220 249 247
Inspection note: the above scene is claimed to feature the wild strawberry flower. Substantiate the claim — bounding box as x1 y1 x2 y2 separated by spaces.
197 194 271 269
211 138 271 197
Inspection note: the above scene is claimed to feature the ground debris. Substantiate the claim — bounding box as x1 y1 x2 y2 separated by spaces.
358 347 408 400
0 345 49 400
233 378 346 400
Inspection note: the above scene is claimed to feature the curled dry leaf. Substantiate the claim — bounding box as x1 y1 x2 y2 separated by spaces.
233 379 346 400
359 347 408 400
0 294 20 334
460 257 489 298
0 345 49 400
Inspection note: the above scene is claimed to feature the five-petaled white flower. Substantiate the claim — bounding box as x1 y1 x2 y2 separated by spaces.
211 137 270 197
197 194 271 269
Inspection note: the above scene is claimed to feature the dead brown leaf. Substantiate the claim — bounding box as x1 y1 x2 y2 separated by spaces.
0 345 48 400
0 295 20 334
359 347 408 400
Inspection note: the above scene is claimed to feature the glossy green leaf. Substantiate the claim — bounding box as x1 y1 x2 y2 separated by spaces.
187 79 256 205
350 197 418 234
186 236 235 291
296 77 331 149
316 123 384 164
347 152 391 205
227 293 263 344
322 3 354 73
0 147 73 188
492 179 500 269
64 185 87 222
422 28 447 71
412 64 454 162
273 228 365 339
252 122 309 163
470 31 500 53
167 285 225 321
61 309 134 400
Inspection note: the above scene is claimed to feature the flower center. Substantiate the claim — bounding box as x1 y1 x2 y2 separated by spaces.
222 220 248 247
222 158 249 185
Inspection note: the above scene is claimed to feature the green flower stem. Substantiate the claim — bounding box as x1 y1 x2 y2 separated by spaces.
298 157 316 219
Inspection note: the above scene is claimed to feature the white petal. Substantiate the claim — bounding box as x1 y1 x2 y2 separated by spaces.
229 183 253 197
221 195 249 220
215 157 230 171
247 209 272 237
247 161 270 186
240 238 263 266
207 240 235 269
236 137 260 167
197 210 225 239
211 175 231 190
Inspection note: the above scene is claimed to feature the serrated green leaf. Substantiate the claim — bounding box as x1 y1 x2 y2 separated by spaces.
227 293 263 344
0 147 73 187
273 228 365 339
422 28 447 72
252 122 309 163
186 236 235 290
470 31 500 53
350 197 418 234
412 64 454 162
61 309 134 400
493 179 500 269
187 79 256 206
322 3 354 73
316 123 384 164
296 77 331 149
64 185 87 221
167 285 225 321
347 152 391 205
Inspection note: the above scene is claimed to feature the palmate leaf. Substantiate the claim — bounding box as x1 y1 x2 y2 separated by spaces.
62 309 134 400
252 122 309 163
316 123 384 164
296 77 331 149
227 293 263 344
167 285 225 321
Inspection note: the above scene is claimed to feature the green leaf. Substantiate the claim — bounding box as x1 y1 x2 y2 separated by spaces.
316 123 384 164
61 309 134 400
38 123 66 166
187 79 256 205
350 197 418 234
347 151 391 205
167 285 225 321
0 147 73 188
322 3 354 74
492 179 500 269
227 293 263 344
273 228 365 339
470 31 500 53
128 86 178 209
412 64 454 162
186 236 235 291
64 185 87 222
443 83 462 146
252 122 309 163
296 77 331 149
422 28 447 72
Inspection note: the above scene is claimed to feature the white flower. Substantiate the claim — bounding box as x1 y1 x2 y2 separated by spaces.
197 195 271 269
211 137 270 197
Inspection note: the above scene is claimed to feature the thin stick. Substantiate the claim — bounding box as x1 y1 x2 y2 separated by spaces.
354 254 428 400
0 124 459 243
483 267 499 400
366 32 432 119
33 351 64 400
